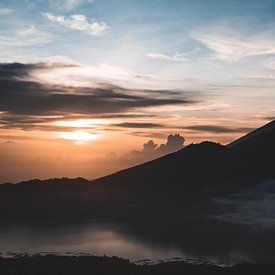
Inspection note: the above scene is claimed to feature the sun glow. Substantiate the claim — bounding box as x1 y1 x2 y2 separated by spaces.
59 130 100 143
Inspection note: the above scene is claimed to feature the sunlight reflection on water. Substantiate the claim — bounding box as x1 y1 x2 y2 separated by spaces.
0 223 184 261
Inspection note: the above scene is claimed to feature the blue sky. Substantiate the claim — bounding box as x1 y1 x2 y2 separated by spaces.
1 0 275 79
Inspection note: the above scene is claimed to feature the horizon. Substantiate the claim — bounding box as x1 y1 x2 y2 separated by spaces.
1 0 275 183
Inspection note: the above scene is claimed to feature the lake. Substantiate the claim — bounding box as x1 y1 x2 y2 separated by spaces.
0 221 272 264
0 222 185 262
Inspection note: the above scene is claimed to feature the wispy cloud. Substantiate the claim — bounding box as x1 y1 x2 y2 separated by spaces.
49 0 93 11
42 12 109 36
192 29 275 61
262 57 275 70
0 25 53 47
239 74 275 81
0 8 13 15
146 52 187 62
113 122 164 129
184 125 253 134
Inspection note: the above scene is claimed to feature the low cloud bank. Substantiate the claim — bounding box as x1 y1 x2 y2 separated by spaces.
212 179 275 230
120 134 185 164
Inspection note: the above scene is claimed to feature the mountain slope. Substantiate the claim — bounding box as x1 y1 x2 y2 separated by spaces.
228 120 275 149
228 120 275 179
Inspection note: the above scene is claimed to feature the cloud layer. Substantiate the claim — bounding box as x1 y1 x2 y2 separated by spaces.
49 0 93 11
184 125 253 134
146 52 187 62
0 62 193 131
192 29 275 61
0 8 13 15
212 180 275 230
43 13 109 36
0 25 52 47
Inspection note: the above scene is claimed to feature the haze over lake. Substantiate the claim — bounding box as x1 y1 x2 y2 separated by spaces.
0 219 273 265
0 223 183 261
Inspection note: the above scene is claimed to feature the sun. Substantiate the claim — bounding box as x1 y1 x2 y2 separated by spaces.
53 119 108 144
59 130 99 144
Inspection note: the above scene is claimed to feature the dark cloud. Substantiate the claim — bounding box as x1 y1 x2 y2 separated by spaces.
264 117 275 121
0 62 77 80
94 113 160 119
0 82 185 115
184 125 253 133
0 63 196 131
113 122 164 129
131 132 167 139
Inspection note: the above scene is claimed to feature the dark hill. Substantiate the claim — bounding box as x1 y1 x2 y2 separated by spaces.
228 120 275 179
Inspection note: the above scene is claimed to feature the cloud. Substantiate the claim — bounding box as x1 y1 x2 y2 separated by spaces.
264 116 275 121
212 180 275 230
184 125 253 134
0 25 53 47
49 0 93 11
113 122 164 129
0 8 13 15
42 12 109 36
131 132 167 139
122 133 185 164
0 62 194 131
146 52 187 62
142 139 158 153
1 140 16 145
192 29 275 61
157 133 185 155
38 55 77 65
239 74 275 81
262 57 275 70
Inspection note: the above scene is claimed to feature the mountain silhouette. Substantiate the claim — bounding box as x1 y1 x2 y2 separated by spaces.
228 120 275 180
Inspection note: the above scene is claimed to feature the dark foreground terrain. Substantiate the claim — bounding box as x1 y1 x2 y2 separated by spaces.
0 255 274 275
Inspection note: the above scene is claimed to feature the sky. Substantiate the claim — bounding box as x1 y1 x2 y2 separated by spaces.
0 0 275 182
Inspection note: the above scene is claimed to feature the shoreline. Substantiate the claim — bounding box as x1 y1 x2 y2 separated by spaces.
0 254 274 275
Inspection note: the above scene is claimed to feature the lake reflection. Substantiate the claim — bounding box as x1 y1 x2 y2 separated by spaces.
0 223 184 261
0 222 273 264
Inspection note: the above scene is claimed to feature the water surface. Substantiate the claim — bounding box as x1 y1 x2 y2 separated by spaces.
0 222 184 262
